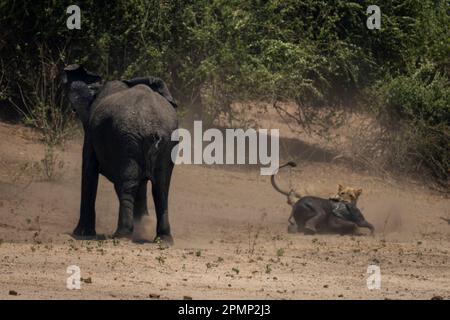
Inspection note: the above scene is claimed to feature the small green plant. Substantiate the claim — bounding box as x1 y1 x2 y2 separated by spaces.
370 63 450 186
40 146 64 180
265 264 272 274
247 212 267 257
156 255 166 265
276 248 285 258
15 149 64 182
10 48 76 148
157 239 168 250
195 250 202 257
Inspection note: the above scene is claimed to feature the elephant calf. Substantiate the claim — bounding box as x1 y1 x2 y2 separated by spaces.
63 64 178 245
290 196 374 235
271 162 374 235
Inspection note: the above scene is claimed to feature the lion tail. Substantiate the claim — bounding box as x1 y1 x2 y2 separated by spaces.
270 161 297 196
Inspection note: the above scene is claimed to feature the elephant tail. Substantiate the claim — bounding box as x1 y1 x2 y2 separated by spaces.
143 135 163 179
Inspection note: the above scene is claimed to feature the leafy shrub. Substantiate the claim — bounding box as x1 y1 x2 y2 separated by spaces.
0 0 449 185
371 63 450 186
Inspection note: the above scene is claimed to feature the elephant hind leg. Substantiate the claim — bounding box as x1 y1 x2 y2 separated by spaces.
303 207 327 235
151 154 175 246
113 180 139 238
133 181 149 219
287 209 299 234
328 215 358 235
132 181 154 243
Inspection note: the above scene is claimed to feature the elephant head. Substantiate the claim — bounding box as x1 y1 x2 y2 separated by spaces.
62 64 102 127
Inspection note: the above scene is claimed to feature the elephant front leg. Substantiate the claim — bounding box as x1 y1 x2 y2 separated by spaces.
304 209 327 235
287 210 298 234
73 143 99 238
328 216 359 235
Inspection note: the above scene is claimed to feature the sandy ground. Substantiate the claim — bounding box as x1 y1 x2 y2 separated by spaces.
0 120 449 300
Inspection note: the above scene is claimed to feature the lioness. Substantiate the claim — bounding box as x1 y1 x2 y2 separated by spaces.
271 162 374 235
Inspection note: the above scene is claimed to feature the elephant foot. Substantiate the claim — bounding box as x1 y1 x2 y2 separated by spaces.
113 227 133 239
72 225 96 239
304 227 317 235
154 234 174 247
287 224 298 234
133 238 153 244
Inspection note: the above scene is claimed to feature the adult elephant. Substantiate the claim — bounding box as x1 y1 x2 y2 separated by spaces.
63 64 178 245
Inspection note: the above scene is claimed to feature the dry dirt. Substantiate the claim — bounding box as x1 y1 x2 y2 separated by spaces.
0 120 449 300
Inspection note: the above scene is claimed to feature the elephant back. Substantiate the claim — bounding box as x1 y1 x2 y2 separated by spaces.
90 82 177 139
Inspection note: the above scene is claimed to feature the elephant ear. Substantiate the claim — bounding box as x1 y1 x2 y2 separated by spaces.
87 82 103 96
62 64 102 85
123 76 178 108
67 81 97 126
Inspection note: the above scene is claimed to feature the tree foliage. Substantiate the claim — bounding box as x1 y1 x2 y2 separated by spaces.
0 0 448 184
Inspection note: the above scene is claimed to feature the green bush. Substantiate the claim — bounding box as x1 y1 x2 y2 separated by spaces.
0 0 448 185
371 63 450 185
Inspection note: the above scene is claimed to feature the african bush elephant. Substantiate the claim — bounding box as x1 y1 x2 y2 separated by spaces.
63 64 178 245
